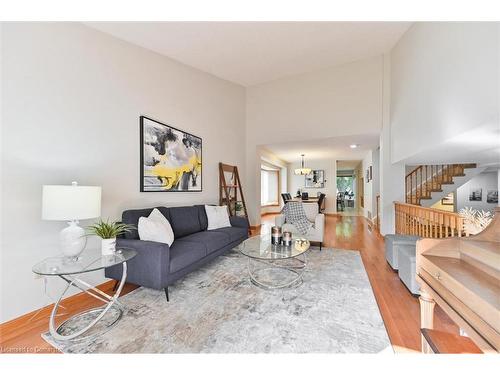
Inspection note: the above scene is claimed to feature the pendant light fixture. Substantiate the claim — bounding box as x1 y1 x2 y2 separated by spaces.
294 154 312 175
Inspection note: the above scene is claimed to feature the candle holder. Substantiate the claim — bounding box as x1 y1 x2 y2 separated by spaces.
282 231 292 246
271 226 282 245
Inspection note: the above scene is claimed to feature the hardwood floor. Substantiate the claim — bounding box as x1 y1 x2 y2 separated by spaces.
262 213 458 352
0 214 457 353
0 281 138 353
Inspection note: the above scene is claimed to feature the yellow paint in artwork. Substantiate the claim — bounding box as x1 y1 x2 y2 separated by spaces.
148 154 201 189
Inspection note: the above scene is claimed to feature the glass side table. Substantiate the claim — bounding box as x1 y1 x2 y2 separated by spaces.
32 247 136 342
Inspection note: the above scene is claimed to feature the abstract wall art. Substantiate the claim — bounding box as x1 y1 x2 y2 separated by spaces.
304 170 325 188
140 116 202 192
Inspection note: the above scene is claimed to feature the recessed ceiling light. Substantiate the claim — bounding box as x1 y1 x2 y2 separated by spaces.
349 144 359 149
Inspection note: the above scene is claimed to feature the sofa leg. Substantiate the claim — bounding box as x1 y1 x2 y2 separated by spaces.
112 280 119 292
164 287 169 302
319 242 322 251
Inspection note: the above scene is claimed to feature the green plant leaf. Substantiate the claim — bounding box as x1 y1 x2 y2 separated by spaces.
86 219 136 239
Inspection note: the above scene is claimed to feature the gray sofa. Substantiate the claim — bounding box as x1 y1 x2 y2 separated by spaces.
105 205 249 301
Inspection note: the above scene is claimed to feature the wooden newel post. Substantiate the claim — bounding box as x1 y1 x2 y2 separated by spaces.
419 289 436 353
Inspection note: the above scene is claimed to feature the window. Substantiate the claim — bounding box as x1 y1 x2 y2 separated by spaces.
261 169 279 206
337 176 354 195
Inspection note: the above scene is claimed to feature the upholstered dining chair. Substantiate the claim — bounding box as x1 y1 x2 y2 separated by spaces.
317 193 326 213
281 193 292 204
275 202 325 250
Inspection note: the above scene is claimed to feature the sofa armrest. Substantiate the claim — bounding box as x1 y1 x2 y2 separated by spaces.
104 238 170 290
314 214 325 241
230 216 249 229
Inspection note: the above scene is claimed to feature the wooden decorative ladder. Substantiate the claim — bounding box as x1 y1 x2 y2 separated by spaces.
219 163 249 221
406 163 476 205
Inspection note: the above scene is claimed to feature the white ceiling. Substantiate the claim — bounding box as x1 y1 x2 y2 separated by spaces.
405 122 500 167
262 133 380 163
85 22 411 86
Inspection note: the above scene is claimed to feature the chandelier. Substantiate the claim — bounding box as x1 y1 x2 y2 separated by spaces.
294 154 312 175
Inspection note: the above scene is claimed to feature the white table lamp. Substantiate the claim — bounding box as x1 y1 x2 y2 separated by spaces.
42 182 101 258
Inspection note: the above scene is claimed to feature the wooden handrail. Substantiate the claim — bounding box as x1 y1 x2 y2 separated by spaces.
394 202 467 238
406 165 422 178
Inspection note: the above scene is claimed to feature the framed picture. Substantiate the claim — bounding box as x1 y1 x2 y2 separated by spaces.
305 170 325 188
140 116 202 192
468 188 482 201
487 190 498 204
441 193 454 206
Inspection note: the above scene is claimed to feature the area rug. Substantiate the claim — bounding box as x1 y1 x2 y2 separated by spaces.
43 247 391 353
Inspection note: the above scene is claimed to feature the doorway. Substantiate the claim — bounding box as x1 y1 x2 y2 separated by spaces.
336 160 362 215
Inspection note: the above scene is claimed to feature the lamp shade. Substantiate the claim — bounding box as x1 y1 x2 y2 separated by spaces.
42 184 101 221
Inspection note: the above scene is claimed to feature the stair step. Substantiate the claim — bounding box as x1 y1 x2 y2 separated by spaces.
462 163 477 169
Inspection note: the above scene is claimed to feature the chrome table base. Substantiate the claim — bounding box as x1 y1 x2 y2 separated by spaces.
247 254 306 289
49 262 127 342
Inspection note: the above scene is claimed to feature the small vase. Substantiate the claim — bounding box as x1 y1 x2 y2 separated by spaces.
101 238 116 256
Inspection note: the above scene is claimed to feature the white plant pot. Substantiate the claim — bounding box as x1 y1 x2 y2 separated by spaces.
101 238 116 256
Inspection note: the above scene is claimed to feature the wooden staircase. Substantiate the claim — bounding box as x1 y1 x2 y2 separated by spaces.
406 164 476 205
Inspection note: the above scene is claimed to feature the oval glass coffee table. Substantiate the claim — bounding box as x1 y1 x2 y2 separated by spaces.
239 235 310 289
32 247 136 342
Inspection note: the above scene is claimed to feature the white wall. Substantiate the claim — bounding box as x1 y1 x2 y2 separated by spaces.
288 159 337 213
390 22 499 164
0 23 246 322
246 56 384 224
456 170 499 213
361 152 373 219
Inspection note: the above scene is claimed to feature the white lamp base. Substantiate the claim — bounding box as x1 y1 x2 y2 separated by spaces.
60 221 87 259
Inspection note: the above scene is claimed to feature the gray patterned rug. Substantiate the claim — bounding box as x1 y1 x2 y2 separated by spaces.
42 247 391 353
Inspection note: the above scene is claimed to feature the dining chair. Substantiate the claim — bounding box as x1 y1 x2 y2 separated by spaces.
317 193 326 213
281 193 292 204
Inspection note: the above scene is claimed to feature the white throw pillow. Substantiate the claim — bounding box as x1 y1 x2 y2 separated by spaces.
138 208 175 246
205 205 231 230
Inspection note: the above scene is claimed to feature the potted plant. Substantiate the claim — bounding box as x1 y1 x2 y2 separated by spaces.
235 202 243 216
87 219 136 255
459 207 493 235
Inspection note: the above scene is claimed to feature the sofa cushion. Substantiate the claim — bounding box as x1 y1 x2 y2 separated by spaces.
169 240 207 273
168 206 202 238
180 231 232 254
211 227 248 243
122 207 170 239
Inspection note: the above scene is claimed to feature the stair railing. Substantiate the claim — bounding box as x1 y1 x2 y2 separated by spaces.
405 164 474 205
395 202 467 238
